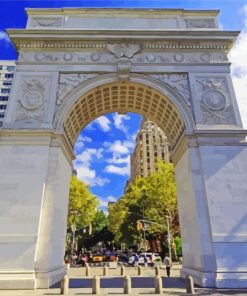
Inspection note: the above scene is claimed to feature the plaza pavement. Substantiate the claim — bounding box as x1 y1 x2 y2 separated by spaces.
0 264 247 295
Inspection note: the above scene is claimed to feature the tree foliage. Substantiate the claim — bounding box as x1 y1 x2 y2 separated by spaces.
67 176 99 230
108 160 179 245
92 210 108 233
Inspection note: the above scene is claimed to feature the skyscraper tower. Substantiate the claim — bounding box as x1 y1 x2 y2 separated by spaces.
129 117 170 184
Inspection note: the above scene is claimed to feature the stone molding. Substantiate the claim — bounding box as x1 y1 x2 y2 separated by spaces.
19 51 228 64
0 130 75 163
171 129 247 164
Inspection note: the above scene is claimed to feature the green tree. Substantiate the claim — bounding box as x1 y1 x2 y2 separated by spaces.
67 176 98 230
92 210 108 233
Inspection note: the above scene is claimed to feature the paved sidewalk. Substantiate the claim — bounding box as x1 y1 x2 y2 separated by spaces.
0 266 247 295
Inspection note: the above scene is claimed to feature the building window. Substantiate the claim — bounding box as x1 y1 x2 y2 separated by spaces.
0 113 4 118
154 152 158 157
7 66 15 71
0 105 7 110
3 81 12 86
1 88 10 94
5 73 14 79
147 152 150 157
147 158 150 163
0 96 8 101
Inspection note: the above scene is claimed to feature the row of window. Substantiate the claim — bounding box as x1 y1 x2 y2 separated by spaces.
0 73 14 79
0 66 15 71
0 96 8 101
0 105 7 110
1 89 10 94
2 81 12 86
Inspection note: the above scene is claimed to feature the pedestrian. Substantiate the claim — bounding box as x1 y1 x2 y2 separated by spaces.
163 254 172 277
134 253 139 267
144 255 148 267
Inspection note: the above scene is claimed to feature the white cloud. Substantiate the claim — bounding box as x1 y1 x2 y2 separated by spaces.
0 31 11 46
113 113 131 134
107 155 130 164
103 140 134 156
76 148 103 164
97 195 118 209
95 116 111 132
229 4 247 128
74 135 92 151
74 148 108 186
104 163 130 176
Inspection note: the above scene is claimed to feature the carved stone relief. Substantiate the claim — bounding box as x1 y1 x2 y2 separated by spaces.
15 77 50 123
19 51 228 64
107 44 142 59
185 18 215 28
57 73 99 106
195 77 236 124
150 74 193 113
30 17 63 28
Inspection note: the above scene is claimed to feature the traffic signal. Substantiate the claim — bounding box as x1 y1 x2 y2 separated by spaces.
88 223 92 235
136 221 142 231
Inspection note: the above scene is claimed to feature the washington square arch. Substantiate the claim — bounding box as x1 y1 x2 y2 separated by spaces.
1 6 247 290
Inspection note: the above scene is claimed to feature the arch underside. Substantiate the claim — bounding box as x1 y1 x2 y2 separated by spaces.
63 81 185 147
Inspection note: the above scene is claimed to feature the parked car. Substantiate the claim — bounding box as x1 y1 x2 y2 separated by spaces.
128 252 162 265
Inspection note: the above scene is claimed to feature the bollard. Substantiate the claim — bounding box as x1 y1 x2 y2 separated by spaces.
155 266 160 276
103 265 108 276
154 275 163 294
121 265 126 276
92 276 100 295
186 275 195 294
138 265 142 276
124 275 131 294
60 275 69 295
86 263 90 276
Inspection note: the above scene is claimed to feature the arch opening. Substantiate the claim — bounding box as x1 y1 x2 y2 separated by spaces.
62 81 189 149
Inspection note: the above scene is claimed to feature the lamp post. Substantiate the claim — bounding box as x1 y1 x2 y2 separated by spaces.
71 223 76 260
165 215 172 260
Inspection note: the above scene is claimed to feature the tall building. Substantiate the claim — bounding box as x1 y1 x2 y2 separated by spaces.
129 117 170 184
0 60 16 127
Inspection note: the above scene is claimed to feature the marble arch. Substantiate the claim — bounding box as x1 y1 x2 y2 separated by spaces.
1 7 247 290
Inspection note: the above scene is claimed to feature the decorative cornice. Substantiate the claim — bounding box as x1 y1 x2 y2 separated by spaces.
13 40 231 51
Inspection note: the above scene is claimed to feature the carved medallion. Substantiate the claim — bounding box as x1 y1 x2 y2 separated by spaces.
201 90 229 111
20 90 44 111
15 77 49 123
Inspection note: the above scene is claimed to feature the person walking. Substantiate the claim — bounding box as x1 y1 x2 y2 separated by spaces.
163 254 172 277
134 253 139 267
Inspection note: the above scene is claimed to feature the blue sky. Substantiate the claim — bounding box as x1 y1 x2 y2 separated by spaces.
0 0 247 210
